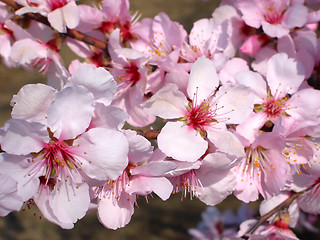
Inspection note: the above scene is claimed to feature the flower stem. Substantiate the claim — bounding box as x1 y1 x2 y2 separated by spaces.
245 191 304 236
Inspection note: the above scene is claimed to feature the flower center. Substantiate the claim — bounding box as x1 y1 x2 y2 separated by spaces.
264 8 283 25
46 0 68 11
172 170 201 200
123 64 141 86
182 100 217 134
235 146 276 186
255 94 289 120
96 162 142 203
259 0 286 25
30 138 79 187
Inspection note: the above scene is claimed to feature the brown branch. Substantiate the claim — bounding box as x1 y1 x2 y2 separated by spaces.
0 0 108 51
245 191 303 236
133 129 160 140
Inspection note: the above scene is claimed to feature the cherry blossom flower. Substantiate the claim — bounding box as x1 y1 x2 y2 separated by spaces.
107 29 156 127
189 204 255 240
235 0 308 38
144 56 254 162
130 12 188 72
180 17 230 67
94 130 174 230
235 53 318 141
0 65 129 228
233 131 291 202
167 151 237 206
76 0 138 43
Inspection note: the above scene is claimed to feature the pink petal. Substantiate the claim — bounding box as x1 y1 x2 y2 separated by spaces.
143 83 188 119
48 9 65 33
267 53 305 98
130 161 176 177
215 85 255 124
10 39 47 64
207 128 245 157
0 174 23 216
282 5 308 29
124 130 153 164
34 186 73 229
91 103 128 130
127 176 173 200
97 191 135 230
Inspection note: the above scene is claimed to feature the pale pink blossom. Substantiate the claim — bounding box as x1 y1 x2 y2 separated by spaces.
233 131 291 202
130 12 188 72
0 66 129 228
76 0 137 43
167 151 237 206
236 0 308 38
238 218 299 240
180 17 230 66
260 192 300 228
107 29 156 127
144 56 254 162
9 34 70 90
94 130 174 230
212 4 252 58
235 53 316 141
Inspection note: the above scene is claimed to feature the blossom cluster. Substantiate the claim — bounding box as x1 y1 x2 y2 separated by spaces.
0 0 320 238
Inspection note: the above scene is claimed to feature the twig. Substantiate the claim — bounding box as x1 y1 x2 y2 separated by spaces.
133 129 160 140
245 191 303 235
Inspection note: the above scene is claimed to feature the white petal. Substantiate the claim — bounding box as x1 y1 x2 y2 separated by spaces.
1 119 49 155
207 128 245 157
74 128 129 180
267 53 305 98
11 84 56 124
62 1 80 30
187 56 219 104
143 83 188 119
67 65 117 106
47 86 94 140
48 9 66 33
158 122 208 162
49 181 90 225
